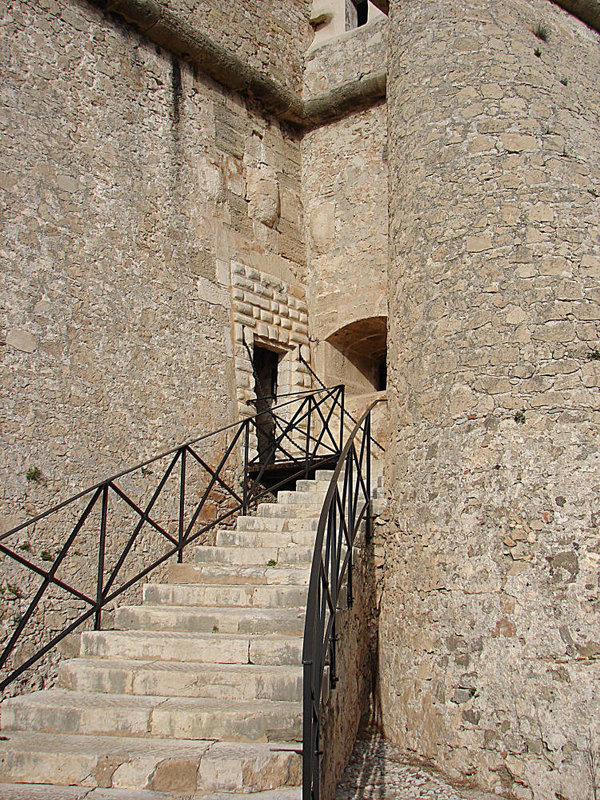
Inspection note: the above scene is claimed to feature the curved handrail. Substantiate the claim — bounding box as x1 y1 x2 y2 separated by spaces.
302 397 384 800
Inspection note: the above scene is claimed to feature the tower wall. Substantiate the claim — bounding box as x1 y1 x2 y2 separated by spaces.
381 0 600 797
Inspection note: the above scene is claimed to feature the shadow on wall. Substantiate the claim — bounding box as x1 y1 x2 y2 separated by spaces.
324 316 387 395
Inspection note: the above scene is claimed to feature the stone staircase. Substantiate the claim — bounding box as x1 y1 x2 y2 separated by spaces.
0 467 385 800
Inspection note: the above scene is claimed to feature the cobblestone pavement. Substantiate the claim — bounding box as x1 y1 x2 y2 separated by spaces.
336 735 496 800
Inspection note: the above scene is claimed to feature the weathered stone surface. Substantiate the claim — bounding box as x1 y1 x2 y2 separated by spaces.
0 0 305 693
382 1 600 799
247 166 280 228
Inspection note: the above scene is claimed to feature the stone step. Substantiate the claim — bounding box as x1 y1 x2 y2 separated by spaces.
0 733 301 793
255 503 321 519
168 563 310 586
114 605 304 635
143 582 308 609
236 516 318 532
201 791 301 800
275 490 326 505
0 789 302 800
192 545 313 567
58 658 302 701
314 470 334 482
215 528 316 548
81 630 303 665
2 690 302 742
0 785 173 800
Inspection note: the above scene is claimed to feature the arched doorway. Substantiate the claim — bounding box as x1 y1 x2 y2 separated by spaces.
323 316 387 395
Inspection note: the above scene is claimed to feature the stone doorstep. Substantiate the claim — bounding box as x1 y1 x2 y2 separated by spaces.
167 563 311 586
80 630 303 666
1 690 302 742
113 605 305 636
0 734 301 793
142 582 309 608
58 659 302 702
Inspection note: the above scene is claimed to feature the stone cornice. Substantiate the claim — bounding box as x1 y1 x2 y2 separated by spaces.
93 0 386 128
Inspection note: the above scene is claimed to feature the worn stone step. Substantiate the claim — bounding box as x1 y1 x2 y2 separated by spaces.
81 630 303 665
215 528 316 548
0 732 301 793
236 515 318 532
192 545 313 567
58 658 302 701
143 582 308 609
168 563 310 586
200 790 301 800
275 490 325 505
0 789 301 800
314 470 334 482
114 605 304 635
2 690 302 742
255 503 321 519
0 784 174 799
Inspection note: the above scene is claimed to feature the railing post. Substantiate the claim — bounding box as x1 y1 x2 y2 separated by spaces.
338 385 345 455
347 450 354 608
242 419 250 515
178 447 186 563
94 483 109 631
366 413 372 543
305 394 312 477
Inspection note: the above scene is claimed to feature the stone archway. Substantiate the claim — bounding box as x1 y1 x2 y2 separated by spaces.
323 315 387 395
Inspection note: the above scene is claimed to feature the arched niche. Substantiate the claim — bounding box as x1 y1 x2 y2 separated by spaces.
320 315 387 395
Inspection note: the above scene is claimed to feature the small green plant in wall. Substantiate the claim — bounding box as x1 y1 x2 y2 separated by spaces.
533 23 549 41
587 350 600 361
25 467 42 483
514 411 526 424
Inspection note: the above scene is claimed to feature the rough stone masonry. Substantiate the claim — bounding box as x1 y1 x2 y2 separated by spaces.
1 0 599 799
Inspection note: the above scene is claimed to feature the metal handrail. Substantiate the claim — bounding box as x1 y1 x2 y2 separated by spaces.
0 386 345 691
302 397 384 800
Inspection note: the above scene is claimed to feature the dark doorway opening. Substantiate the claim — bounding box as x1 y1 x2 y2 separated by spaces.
376 355 387 391
253 345 280 466
355 0 368 27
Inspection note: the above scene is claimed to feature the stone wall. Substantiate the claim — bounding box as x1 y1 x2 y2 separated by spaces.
0 0 305 691
381 0 600 798
302 19 388 389
158 0 313 92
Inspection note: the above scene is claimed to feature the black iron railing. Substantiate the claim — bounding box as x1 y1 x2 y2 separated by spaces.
302 398 381 800
0 386 344 691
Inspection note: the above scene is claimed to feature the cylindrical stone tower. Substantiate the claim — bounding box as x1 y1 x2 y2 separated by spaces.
380 1 600 798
